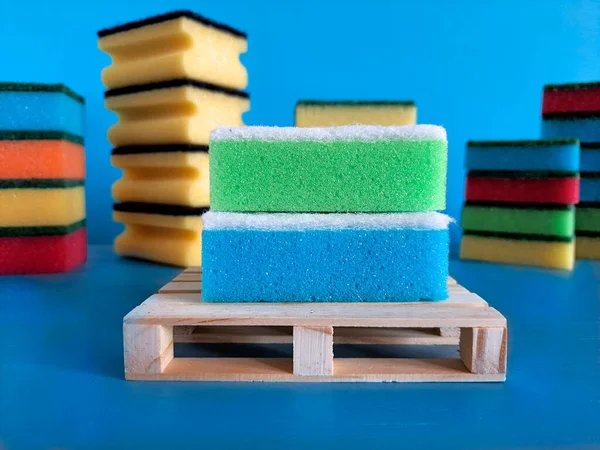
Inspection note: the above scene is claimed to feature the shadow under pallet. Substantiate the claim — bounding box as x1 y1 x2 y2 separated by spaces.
124 268 507 382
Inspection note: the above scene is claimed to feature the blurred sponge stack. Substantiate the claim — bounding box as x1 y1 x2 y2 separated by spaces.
295 101 416 127
460 139 579 270
98 10 249 267
542 82 600 259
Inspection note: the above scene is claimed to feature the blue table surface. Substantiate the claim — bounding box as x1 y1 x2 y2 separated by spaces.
1 246 599 449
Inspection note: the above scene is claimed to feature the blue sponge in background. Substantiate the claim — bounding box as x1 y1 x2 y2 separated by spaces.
542 116 600 143
202 212 451 303
581 144 600 173
0 83 84 136
466 139 580 172
581 177 600 202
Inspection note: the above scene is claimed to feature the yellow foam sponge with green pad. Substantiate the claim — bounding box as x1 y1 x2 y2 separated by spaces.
295 101 416 127
460 234 574 270
210 125 447 212
98 10 247 91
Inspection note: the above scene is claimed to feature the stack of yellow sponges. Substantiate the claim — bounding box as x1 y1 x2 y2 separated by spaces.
98 10 250 267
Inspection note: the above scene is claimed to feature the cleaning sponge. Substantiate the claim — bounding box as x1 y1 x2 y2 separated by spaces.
210 125 447 212
295 101 416 127
466 139 579 172
202 211 451 302
0 83 84 136
98 10 248 91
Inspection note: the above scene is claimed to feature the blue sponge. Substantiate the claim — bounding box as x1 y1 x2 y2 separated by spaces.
542 117 600 143
581 176 600 202
466 140 579 172
581 145 600 173
201 212 451 302
0 83 84 136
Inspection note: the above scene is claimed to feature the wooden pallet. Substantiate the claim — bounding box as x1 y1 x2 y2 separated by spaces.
124 268 507 382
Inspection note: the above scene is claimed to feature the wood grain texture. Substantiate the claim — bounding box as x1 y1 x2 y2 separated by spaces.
459 327 507 374
123 324 173 374
293 326 334 376
125 296 504 328
125 357 505 382
173 326 459 345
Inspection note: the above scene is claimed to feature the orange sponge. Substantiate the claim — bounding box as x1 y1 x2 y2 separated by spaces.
0 131 85 179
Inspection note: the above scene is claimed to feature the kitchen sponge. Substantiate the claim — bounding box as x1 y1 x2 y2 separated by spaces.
202 212 451 302
0 83 84 136
295 100 416 127
210 125 447 212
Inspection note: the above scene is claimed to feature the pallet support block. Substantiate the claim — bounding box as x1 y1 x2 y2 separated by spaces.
124 324 174 375
459 327 507 374
293 326 334 376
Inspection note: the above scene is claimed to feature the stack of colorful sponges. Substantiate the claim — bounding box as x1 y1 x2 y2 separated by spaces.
542 82 600 259
0 83 87 274
202 125 450 302
295 101 416 127
460 140 580 270
98 10 250 267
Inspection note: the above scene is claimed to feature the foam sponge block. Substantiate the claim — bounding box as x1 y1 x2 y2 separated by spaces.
543 82 600 115
210 125 447 212
542 115 600 143
0 181 85 226
0 132 84 179
581 144 600 172
465 175 579 204
576 236 600 259
111 148 209 206
295 101 416 127
460 234 574 270
0 226 87 275
576 204 600 233
202 212 451 302
105 80 249 146
113 202 207 267
466 140 579 172
0 83 84 136
98 10 248 91
580 176 600 202
462 202 574 238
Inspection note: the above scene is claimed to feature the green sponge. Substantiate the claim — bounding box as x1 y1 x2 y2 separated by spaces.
462 202 574 238
576 204 600 233
209 125 447 212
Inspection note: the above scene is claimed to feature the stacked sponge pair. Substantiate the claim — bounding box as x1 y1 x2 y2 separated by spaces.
542 82 600 259
202 125 450 302
460 140 579 270
0 83 87 274
98 10 249 267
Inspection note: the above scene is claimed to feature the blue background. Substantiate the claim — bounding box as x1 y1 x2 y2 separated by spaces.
1 0 599 255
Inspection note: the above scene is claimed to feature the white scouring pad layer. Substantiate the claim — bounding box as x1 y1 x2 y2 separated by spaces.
201 212 452 303
202 211 452 230
211 124 446 142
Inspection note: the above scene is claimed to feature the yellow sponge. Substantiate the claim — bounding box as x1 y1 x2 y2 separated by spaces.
576 236 600 260
460 234 574 270
98 11 248 91
105 80 249 146
114 223 201 267
0 184 85 227
295 101 416 127
111 150 209 206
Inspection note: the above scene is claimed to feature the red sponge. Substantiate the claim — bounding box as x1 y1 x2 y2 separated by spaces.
0 228 87 275
465 176 579 204
543 84 600 115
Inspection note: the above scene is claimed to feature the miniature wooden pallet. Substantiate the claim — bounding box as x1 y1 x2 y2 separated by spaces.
124 268 507 382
